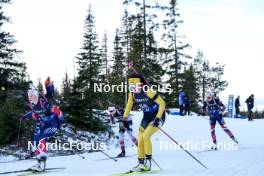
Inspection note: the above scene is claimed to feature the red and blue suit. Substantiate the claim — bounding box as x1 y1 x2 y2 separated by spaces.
202 98 234 144
22 96 64 159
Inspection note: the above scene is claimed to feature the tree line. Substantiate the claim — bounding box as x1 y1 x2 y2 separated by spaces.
0 0 228 145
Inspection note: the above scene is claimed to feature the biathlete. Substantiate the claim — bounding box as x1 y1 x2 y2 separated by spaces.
123 74 166 172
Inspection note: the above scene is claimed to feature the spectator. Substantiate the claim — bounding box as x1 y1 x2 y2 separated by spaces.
178 90 185 116
245 94 254 121
44 76 55 99
184 95 191 115
234 96 241 118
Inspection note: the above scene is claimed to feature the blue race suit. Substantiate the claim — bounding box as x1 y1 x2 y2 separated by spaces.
133 90 165 129
22 96 64 159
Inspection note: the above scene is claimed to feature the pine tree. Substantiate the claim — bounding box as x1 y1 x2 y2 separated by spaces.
182 65 199 111
97 31 110 108
121 8 132 60
210 62 228 94
0 96 28 145
118 8 133 105
60 72 72 121
127 14 144 72
0 0 29 145
61 72 71 103
123 0 164 83
193 50 228 101
0 0 25 94
109 29 126 106
193 50 211 101
161 0 191 106
37 78 43 92
70 5 107 131
100 31 109 81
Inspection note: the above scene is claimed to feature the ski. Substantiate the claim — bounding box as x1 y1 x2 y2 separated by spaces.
0 167 66 175
197 144 239 154
111 169 161 176
96 154 136 161
197 148 218 154
16 168 66 176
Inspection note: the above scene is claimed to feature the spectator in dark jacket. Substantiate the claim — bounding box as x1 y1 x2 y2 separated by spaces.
178 90 185 116
184 95 191 115
234 96 241 118
245 94 254 121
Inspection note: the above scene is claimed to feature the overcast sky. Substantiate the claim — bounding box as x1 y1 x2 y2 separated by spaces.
3 0 264 109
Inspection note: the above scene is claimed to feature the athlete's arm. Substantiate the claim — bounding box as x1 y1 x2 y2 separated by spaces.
147 90 166 119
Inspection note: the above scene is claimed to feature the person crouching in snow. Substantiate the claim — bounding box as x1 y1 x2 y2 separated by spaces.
202 91 238 150
21 88 64 172
123 74 166 172
108 107 138 157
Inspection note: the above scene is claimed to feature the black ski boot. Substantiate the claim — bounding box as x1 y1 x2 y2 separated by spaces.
143 155 152 171
231 136 239 144
210 143 218 150
117 151 126 157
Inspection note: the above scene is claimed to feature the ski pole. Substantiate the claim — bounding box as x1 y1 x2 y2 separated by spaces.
16 119 22 147
158 127 208 169
151 157 162 170
198 115 209 120
128 61 150 86
60 126 113 161
76 137 117 162
77 153 85 159
58 127 87 160
100 150 117 162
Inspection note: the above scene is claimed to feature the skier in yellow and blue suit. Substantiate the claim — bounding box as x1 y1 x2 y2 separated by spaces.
123 74 166 172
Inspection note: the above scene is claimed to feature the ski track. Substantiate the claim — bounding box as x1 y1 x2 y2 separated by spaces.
0 111 263 176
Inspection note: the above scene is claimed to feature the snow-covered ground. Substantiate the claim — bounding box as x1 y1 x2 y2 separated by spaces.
1 111 264 176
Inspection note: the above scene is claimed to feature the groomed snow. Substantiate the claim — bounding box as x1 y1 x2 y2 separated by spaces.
1 111 263 176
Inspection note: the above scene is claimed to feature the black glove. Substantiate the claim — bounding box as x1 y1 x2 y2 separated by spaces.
116 116 124 123
152 118 162 128
120 119 129 129
19 114 25 121
61 123 68 129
